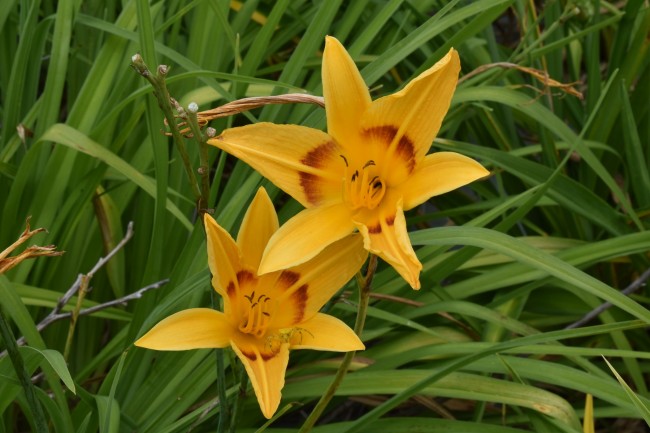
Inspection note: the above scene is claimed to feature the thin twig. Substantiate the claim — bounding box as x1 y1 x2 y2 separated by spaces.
459 61 583 99
3 279 169 354
64 223 135 358
55 222 135 314
0 222 137 358
341 290 424 307
565 268 650 329
70 279 169 317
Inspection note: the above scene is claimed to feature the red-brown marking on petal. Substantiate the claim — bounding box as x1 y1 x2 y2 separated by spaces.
368 215 394 235
298 172 321 205
277 270 300 290
302 140 337 168
362 126 416 173
237 270 256 286
226 281 236 298
291 284 309 324
299 140 337 205
241 349 257 361
260 352 276 361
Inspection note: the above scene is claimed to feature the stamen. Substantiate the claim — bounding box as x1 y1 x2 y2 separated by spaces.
342 159 387 211
240 292 273 337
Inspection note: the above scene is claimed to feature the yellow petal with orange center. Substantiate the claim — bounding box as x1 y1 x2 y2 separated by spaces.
269 234 367 329
237 187 279 270
362 48 460 172
209 123 342 208
204 213 241 315
323 36 371 150
401 151 490 210
259 203 355 274
135 308 233 350
231 335 290 419
289 312 364 351
354 197 422 289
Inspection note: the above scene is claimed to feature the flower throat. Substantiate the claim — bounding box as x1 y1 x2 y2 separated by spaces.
340 155 386 210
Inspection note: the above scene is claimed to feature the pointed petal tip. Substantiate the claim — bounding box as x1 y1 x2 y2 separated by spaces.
258 204 355 276
398 262 422 290
355 204 423 291
260 403 276 419
324 35 340 47
206 136 223 148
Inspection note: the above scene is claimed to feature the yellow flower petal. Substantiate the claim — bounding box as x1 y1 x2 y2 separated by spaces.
354 198 422 289
401 152 490 210
362 49 460 171
269 234 367 329
259 203 355 275
323 36 371 151
237 187 279 270
290 312 364 351
231 336 290 419
204 213 241 314
209 123 342 208
135 309 233 350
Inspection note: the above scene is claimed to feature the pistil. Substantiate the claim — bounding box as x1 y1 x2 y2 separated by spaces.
341 156 386 210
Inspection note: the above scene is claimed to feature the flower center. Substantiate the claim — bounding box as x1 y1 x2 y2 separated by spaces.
340 155 386 211
265 327 312 354
239 291 273 338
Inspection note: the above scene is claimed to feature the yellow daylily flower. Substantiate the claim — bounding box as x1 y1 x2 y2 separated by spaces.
209 36 489 289
135 187 367 419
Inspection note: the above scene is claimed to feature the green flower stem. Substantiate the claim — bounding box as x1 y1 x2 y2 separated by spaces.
63 274 89 360
215 348 230 433
229 364 248 433
298 254 377 433
0 309 49 433
131 55 201 204
186 104 212 213
210 289 231 433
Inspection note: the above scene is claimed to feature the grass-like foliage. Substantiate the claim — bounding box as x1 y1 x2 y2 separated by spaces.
1 1 649 432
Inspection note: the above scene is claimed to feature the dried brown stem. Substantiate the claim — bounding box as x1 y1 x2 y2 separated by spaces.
0 217 64 274
168 94 325 137
0 222 147 358
460 61 583 99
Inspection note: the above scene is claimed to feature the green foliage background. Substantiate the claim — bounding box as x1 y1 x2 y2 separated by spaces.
1 0 649 432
